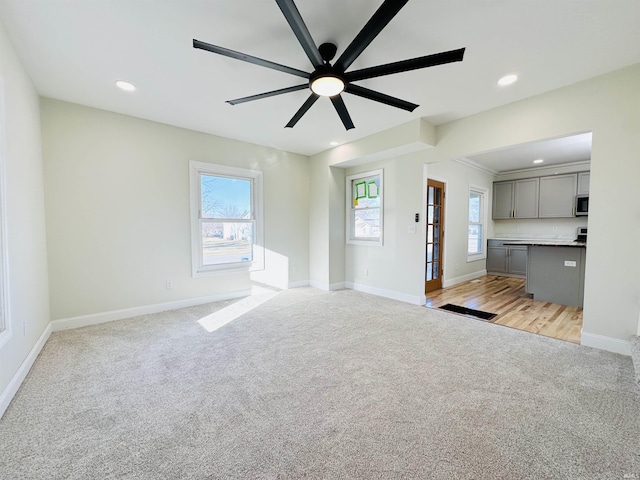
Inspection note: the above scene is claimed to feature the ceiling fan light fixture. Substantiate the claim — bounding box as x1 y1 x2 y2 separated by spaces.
310 74 345 97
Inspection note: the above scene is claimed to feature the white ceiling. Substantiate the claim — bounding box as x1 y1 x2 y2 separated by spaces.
1 1 639 157
464 132 593 173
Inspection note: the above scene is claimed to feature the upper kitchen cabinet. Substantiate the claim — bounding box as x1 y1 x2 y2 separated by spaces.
492 178 539 219
577 172 590 194
539 173 578 218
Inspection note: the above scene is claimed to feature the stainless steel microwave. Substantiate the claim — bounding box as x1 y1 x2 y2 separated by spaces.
575 195 589 216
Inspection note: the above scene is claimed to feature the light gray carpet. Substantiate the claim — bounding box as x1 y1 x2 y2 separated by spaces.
1 287 639 479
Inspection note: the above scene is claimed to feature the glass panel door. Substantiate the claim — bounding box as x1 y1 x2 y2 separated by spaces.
426 179 445 293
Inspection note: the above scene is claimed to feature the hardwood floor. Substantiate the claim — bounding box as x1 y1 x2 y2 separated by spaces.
425 275 582 344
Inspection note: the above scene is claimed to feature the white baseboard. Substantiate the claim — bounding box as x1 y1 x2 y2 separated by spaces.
50 289 252 332
442 270 487 288
345 282 424 306
0 323 52 419
581 331 632 356
308 280 345 291
288 280 309 289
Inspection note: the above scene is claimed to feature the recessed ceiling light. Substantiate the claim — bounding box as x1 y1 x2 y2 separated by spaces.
533 159 544 164
497 74 518 87
330 141 339 146
115 80 136 92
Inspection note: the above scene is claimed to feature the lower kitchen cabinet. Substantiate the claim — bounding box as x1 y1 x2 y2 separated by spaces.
487 239 527 278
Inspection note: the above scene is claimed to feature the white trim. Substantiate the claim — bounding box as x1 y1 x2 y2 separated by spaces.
443 270 487 289
0 323 51 419
345 281 424 306
308 280 346 291
50 290 251 332
580 331 632 356
453 157 498 176
287 280 310 289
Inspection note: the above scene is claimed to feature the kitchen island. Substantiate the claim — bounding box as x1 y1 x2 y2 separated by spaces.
503 241 586 307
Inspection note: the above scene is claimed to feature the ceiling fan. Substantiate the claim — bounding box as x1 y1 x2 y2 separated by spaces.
193 0 465 130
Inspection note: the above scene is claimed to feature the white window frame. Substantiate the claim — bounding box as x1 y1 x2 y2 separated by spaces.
467 185 487 262
0 78 10 349
346 169 383 246
189 161 263 277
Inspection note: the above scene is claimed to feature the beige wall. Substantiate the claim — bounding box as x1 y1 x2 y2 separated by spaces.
41 99 310 320
0 21 51 405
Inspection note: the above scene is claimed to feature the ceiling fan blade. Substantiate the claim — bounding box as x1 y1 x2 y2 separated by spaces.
193 39 310 79
334 0 409 72
345 84 418 112
285 93 319 128
226 84 309 105
330 95 355 130
346 48 466 82
275 0 324 68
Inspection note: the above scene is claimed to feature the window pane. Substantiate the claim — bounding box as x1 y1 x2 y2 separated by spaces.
428 206 434 223
202 222 253 265
353 176 380 209
468 224 483 254
433 262 439 279
434 243 440 262
469 191 481 223
201 174 251 219
353 208 380 238
427 243 433 262
426 262 433 281
427 225 433 243
434 206 440 224
428 186 434 204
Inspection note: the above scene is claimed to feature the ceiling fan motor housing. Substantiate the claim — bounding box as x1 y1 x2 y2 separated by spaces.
309 65 346 97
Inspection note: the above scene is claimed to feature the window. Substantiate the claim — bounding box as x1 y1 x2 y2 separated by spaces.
467 186 487 261
0 82 9 347
346 169 383 246
189 161 263 276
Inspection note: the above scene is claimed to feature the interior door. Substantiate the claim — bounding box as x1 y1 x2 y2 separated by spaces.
425 179 445 293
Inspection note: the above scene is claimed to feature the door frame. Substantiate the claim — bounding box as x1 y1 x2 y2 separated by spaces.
422 165 448 297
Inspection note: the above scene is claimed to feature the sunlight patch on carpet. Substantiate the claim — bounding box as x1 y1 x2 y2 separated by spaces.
198 289 280 332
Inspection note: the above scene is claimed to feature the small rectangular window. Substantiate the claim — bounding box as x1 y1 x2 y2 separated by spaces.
468 186 487 261
346 169 383 246
190 161 263 276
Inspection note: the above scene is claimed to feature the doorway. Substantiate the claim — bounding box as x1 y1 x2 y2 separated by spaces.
425 179 445 294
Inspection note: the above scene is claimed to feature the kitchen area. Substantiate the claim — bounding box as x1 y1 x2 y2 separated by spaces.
427 132 591 344
488 170 589 308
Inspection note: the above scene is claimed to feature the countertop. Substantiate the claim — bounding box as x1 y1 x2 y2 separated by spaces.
501 240 586 248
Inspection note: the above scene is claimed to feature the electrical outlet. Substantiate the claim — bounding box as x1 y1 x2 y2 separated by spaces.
166 281 173 289
364 268 368 276
564 261 577 267
408 225 416 234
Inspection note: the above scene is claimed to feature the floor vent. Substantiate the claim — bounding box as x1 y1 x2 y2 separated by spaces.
439 303 497 321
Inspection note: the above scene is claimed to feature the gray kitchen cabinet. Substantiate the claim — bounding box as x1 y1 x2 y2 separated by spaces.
487 240 527 278
492 178 539 219
539 173 577 218
526 245 586 307
577 172 590 194
492 182 514 219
